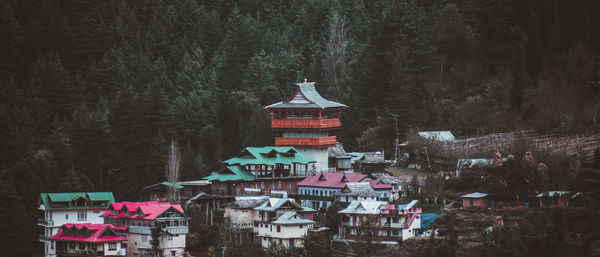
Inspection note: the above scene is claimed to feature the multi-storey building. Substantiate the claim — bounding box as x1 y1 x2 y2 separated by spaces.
39 192 115 257
337 200 421 243
256 211 315 249
101 201 189 257
297 172 392 210
204 146 316 196
253 198 315 249
224 196 269 245
48 223 127 256
265 80 347 172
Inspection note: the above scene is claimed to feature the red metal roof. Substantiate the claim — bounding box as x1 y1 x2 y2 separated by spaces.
101 201 185 220
49 223 127 243
297 172 368 188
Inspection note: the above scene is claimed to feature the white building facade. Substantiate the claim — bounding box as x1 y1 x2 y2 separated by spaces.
38 192 115 257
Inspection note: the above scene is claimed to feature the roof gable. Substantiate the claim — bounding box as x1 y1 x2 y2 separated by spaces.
297 172 368 189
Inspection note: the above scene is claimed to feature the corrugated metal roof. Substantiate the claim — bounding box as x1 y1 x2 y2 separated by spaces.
536 191 571 198
297 172 368 188
224 146 315 166
265 82 347 109
143 181 184 190
417 131 455 142
271 211 315 225
203 166 256 182
254 197 303 212
335 182 378 197
338 200 388 214
231 196 269 209
40 192 115 211
460 192 488 198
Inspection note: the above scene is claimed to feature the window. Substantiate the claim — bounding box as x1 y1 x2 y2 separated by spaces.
108 243 117 251
79 243 85 250
142 235 148 242
168 235 173 241
277 226 281 232
171 251 176 256
299 225 303 228
69 242 75 249
77 211 87 221
65 214 69 220
93 210 100 214
469 199 474 205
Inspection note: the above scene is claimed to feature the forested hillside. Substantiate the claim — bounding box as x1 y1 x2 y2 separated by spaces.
1 0 600 255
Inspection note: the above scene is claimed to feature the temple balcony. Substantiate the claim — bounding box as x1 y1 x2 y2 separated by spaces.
275 136 336 148
271 118 340 129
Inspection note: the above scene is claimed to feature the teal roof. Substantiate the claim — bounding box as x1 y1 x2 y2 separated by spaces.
143 181 184 190
224 146 315 166
203 166 256 182
40 192 115 210
265 82 347 109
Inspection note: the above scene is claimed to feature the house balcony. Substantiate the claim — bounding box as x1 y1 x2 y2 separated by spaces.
275 136 336 148
39 234 49 242
381 223 406 229
129 225 188 234
55 249 106 256
38 218 54 227
343 234 401 242
271 118 341 130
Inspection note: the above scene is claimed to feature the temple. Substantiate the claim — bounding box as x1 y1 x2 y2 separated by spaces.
265 80 347 172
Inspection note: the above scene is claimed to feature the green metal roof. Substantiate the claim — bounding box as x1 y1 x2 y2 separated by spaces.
40 192 115 210
143 181 184 190
265 82 347 109
203 166 256 182
224 146 315 166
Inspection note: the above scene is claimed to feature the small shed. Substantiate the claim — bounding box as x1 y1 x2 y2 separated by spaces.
460 192 489 209
536 191 580 208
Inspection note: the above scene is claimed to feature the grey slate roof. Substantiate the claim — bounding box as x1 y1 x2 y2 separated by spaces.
338 200 388 214
265 82 347 109
335 182 378 197
231 196 269 209
254 197 305 212
348 152 385 164
271 211 315 225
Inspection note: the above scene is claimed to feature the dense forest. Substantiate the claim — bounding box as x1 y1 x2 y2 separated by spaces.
1 0 600 255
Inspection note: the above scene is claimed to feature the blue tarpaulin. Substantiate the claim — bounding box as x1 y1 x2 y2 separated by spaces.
421 213 445 229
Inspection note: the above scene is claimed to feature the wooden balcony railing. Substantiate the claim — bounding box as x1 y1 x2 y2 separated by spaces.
275 136 337 147
271 118 340 129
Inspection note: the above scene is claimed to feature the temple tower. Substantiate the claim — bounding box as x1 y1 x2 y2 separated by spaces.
265 80 347 172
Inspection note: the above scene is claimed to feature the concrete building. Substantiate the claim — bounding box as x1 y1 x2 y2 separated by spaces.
337 200 422 243
257 211 314 249
38 192 115 257
48 223 127 256
297 172 392 210
460 192 489 209
101 201 189 257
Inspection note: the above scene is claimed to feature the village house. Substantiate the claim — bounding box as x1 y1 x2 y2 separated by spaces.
203 146 316 196
334 182 380 206
265 80 347 173
257 211 315 249
349 152 389 174
328 142 353 172
224 196 269 245
537 191 583 208
460 192 490 209
337 200 421 243
48 223 127 256
297 172 392 210
39 192 115 257
253 197 315 249
101 201 189 257
143 182 183 202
